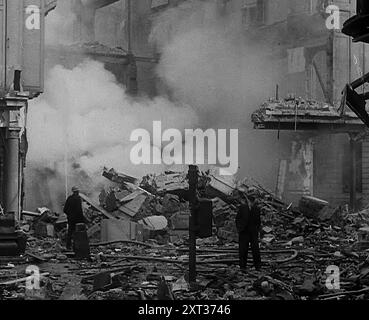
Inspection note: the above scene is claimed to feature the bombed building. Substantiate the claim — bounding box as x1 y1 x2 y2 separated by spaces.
2 0 369 305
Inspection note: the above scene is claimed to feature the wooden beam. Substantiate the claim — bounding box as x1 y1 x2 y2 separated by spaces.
312 59 330 103
0 273 49 286
79 193 117 220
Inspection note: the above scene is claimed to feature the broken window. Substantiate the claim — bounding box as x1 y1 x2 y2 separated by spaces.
242 0 265 28
342 140 362 194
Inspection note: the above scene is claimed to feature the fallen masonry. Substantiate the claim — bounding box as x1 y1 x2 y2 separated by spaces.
2 167 369 300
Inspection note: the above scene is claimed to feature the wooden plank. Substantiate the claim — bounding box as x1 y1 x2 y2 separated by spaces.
0 273 49 286
79 193 117 220
25 251 47 262
22 211 42 217
119 190 143 203
118 194 147 217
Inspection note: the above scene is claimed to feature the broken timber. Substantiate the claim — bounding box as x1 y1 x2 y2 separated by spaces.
80 193 118 220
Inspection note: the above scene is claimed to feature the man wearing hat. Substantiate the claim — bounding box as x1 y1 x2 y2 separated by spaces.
63 186 85 250
236 194 262 272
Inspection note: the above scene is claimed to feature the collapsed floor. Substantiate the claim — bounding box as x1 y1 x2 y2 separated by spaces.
2 168 369 300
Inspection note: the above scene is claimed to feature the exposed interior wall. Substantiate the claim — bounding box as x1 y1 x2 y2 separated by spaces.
313 133 356 207
279 132 365 209
277 129 366 210
282 135 314 205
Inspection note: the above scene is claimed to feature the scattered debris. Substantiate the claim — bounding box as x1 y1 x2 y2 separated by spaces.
4 167 369 300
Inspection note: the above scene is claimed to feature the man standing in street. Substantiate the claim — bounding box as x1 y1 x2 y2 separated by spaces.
236 194 262 272
63 186 85 250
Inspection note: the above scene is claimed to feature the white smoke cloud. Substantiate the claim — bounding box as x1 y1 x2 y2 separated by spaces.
26 0 290 211
150 0 279 126
28 60 197 170
26 60 198 211
150 0 288 186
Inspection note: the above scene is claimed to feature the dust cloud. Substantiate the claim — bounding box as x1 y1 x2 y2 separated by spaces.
25 0 291 212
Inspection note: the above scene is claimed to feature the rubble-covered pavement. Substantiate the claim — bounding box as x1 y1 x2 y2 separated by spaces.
2 167 369 301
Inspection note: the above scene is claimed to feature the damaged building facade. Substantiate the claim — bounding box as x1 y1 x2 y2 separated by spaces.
35 0 369 212
0 1 56 221
238 0 369 211
5 0 369 303
68 0 164 97
90 0 369 211
46 0 136 93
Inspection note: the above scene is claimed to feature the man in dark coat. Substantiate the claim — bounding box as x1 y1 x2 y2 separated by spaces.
236 195 262 271
63 186 85 250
